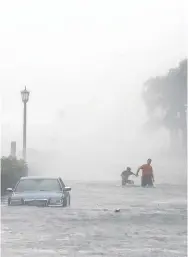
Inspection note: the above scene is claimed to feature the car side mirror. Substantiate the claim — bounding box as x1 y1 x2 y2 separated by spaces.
63 187 71 192
6 188 13 192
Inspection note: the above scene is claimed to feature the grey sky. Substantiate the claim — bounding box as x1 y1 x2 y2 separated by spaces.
0 0 186 180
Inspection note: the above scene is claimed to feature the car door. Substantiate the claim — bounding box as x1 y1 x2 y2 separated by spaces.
58 178 68 197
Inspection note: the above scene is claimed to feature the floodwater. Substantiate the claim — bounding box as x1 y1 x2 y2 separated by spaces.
1 181 187 257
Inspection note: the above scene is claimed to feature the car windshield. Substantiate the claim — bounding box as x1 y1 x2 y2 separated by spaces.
15 179 61 192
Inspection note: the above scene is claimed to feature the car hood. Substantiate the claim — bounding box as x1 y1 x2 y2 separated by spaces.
12 191 63 199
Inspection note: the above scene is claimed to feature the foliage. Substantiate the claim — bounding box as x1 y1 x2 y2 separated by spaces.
1 156 28 195
142 59 187 149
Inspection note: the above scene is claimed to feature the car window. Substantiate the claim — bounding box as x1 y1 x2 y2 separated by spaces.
15 179 61 192
59 178 65 188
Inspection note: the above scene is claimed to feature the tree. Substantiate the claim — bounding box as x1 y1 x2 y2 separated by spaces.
142 59 187 151
1 156 28 195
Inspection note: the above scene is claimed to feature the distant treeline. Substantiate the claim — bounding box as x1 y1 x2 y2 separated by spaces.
1 157 28 195
142 59 187 151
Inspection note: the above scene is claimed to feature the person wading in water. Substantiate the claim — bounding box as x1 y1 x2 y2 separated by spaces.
121 167 136 186
136 158 155 187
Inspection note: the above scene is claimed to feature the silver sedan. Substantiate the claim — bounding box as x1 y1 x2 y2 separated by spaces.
6 176 71 207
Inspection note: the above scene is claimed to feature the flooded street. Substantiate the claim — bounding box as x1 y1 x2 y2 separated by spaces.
1 182 187 257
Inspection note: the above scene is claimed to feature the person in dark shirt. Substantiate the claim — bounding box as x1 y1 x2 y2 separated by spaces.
121 167 135 186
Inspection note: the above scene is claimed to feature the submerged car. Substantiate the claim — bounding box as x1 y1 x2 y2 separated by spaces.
6 176 71 207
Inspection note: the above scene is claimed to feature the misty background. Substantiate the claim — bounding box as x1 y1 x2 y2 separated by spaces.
0 0 186 183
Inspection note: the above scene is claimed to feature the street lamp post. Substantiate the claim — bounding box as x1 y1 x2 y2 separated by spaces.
21 86 30 163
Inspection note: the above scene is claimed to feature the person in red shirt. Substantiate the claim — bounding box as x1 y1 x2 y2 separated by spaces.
136 158 155 187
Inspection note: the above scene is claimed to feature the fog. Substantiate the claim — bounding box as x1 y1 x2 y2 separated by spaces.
0 0 186 183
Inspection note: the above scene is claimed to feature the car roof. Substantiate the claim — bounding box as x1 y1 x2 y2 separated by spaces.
20 176 60 180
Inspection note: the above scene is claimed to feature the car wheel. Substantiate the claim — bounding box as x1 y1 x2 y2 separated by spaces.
63 195 70 207
68 195 71 206
8 198 11 206
63 198 67 207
